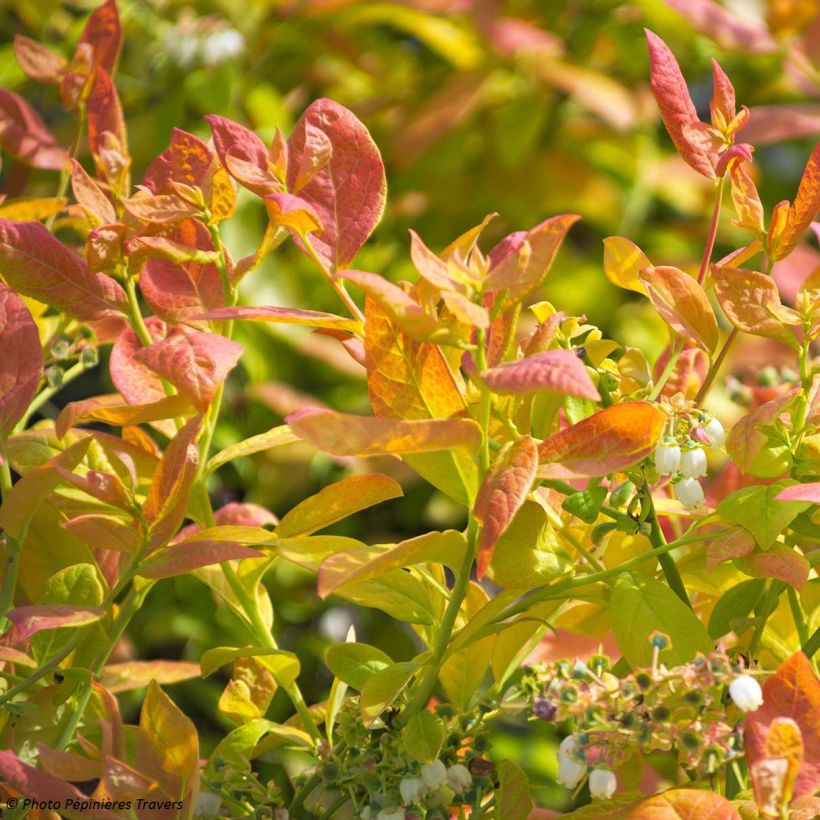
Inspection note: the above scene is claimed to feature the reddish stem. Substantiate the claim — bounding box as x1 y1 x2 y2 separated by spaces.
697 176 726 285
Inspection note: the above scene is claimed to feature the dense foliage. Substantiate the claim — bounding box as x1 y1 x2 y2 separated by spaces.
0 1 818 818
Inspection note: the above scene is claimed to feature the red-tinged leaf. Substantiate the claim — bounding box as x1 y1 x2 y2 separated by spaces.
265 192 323 236
629 787 740 819
287 407 481 457
0 219 127 320
0 284 42 438
86 67 126 159
86 222 125 274
474 436 539 579
644 29 715 179
640 265 719 352
409 228 467 293
538 401 665 479
742 104 820 146
206 114 277 197
55 464 131 509
748 546 810 589
726 388 799 476
0 88 66 170
710 59 736 127
13 35 66 84
192 305 359 333
143 416 201 549
64 514 141 553
287 98 387 270
666 0 777 54
730 162 764 234
774 144 820 262
138 539 263 579
133 330 242 412
78 0 122 73
654 343 708 400
123 192 199 225
339 269 450 342
713 265 800 348
143 128 212 193
71 158 117 225
484 214 580 304
56 394 194 439
776 483 820 503
277 473 403 538
215 502 277 527
481 349 600 400
109 316 168 406
745 652 820 798
100 660 201 693
714 143 754 178
37 745 100 783
138 219 225 324
0 646 36 666
0 751 120 820
6 604 104 640
704 526 756 570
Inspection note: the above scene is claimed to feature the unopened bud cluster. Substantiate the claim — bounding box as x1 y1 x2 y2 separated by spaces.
653 410 725 510
522 637 764 794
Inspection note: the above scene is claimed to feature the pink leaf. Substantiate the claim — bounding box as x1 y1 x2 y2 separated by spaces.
748 546 810 590
776 483 820 503
86 67 126 160
474 436 539 578
710 59 736 125
13 35 67 84
665 0 778 54
71 159 117 225
0 219 127 320
138 539 264 579
0 88 66 170
192 305 359 332
703 526 756 571
742 104 820 146
109 316 168 405
100 660 201 693
287 98 387 270
482 349 600 400
6 604 104 640
645 29 715 178
78 0 122 73
206 114 276 196
133 330 242 413
0 284 43 437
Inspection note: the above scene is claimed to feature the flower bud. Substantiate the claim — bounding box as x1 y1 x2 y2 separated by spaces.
446 763 472 795
589 768 617 799
703 417 725 449
679 444 707 478
399 777 427 805
729 674 763 712
421 760 447 790
654 439 681 475
674 477 704 510
194 792 222 818
557 736 586 788
533 699 557 720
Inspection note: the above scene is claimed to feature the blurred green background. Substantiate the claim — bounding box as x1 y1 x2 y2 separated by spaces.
1 0 818 811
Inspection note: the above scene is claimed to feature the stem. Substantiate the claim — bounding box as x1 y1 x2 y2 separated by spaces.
14 360 88 432
208 223 236 307
643 478 691 607
695 328 737 405
125 275 154 347
803 625 820 659
301 236 366 324
748 581 784 662
0 441 19 629
0 633 83 707
788 586 809 648
648 340 682 401
697 175 725 286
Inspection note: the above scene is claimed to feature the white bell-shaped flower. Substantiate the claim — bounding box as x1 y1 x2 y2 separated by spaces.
446 763 472 795
674 476 704 509
589 768 617 799
703 417 725 449
557 735 586 788
729 674 763 712
421 760 447 789
654 438 681 475
680 444 707 478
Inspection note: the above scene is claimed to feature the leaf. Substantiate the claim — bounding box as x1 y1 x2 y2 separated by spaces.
496 759 533 820
640 266 718 352
78 0 122 73
644 30 715 178
748 546 810 589
745 652 820 799
287 98 386 270
86 68 127 163
318 530 467 598
776 483 820 503
611 572 712 668
276 473 402 538
629 788 740 819
13 35 66 84
71 159 117 225
100 660 201 693
481 349 600 400
402 711 444 764
360 659 422 725
0 197 66 222
205 425 298 476
193 305 359 333
205 115 276 197
603 236 650 294
704 526 757 570
474 436 539 579
708 578 766 638
336 568 437 624
286 407 481 457
730 163 764 234
7 604 104 641
538 401 665 479
665 0 776 54
713 266 799 348
0 89 66 170
200 646 300 687
0 284 42 438
774 145 820 261
0 219 126 320
264 192 323 237
325 642 392 690
134 330 242 412
138 539 264 579
716 481 811 549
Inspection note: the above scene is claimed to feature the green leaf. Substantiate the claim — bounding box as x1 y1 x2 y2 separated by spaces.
334 569 437 624
200 647 300 686
717 480 811 549
402 710 444 763
562 486 607 524
496 760 533 819
611 573 712 668
205 425 298 475
708 578 767 639
325 643 393 690
360 659 424 726
206 718 273 771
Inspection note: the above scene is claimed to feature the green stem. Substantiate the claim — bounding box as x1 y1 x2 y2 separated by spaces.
695 327 737 405
643 478 691 607
0 440 19 629
208 223 236 308
748 581 784 662
803 625 820 659
648 340 682 401
14 360 88 432
788 586 809 648
125 275 154 347
301 235 365 325
0 633 83 707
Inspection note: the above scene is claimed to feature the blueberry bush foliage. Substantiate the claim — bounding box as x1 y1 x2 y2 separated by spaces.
0 2 818 818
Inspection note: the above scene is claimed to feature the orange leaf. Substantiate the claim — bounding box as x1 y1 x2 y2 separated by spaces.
538 401 665 479
630 787 740 818
603 236 650 294
773 144 820 261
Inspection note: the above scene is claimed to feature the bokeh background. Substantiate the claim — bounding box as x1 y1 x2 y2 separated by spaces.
1 0 818 811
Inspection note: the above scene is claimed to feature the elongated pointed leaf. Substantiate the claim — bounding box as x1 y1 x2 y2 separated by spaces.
774 145 820 261
0 88 66 170
13 35 66 84
603 236 650 294
206 114 276 197
481 349 600 399
538 401 665 478
109 317 168 406
776 483 820 503
474 437 539 578
7 604 104 640
78 0 122 73
193 305 359 333
630 788 740 819
138 539 264 579
100 660 200 693
205 425 298 476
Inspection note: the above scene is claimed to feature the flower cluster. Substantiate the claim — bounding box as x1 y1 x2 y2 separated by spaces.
296 700 493 818
522 637 763 797
653 406 725 510
197 757 287 818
